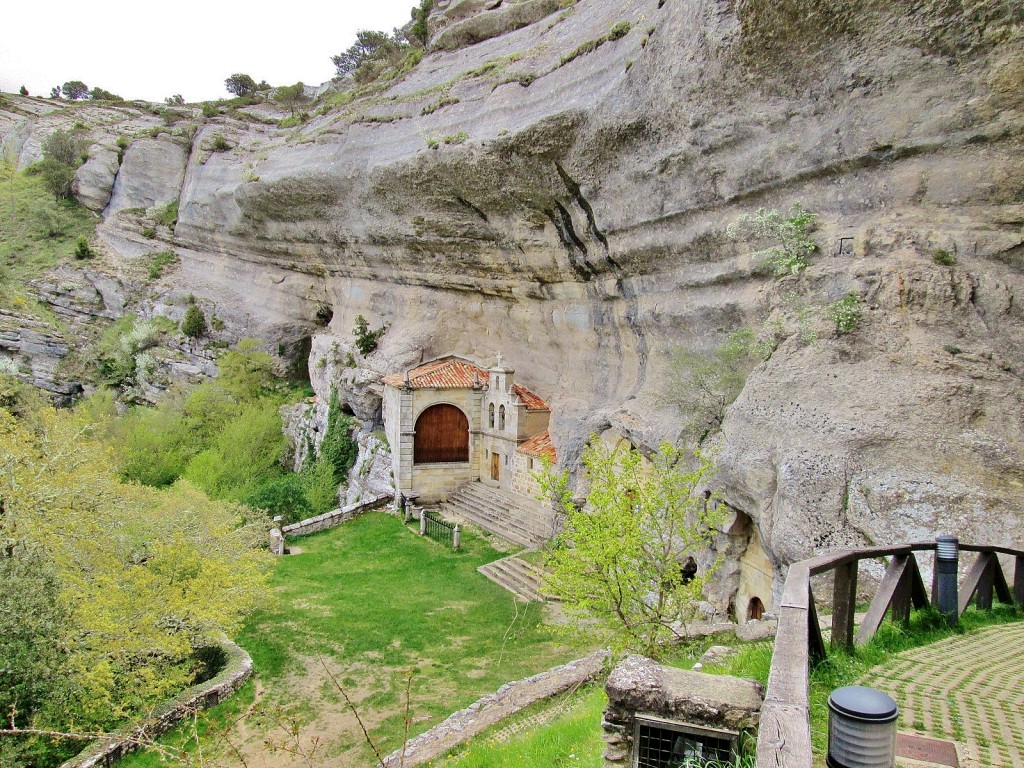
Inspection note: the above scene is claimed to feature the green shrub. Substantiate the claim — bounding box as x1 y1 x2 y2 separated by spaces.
319 388 358 486
933 249 956 266
244 474 313 524
211 134 230 152
300 457 341 515
116 135 131 150
444 131 468 145
609 20 631 39
154 198 179 229
201 103 218 118
828 293 862 335
181 304 207 339
74 235 92 259
727 203 818 276
147 250 178 279
352 314 385 354
141 225 157 239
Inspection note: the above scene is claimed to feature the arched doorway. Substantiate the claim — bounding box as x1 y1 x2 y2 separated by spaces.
414 404 469 464
748 596 765 621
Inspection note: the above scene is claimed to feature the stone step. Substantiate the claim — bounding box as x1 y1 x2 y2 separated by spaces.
452 485 557 541
478 555 550 602
443 498 541 548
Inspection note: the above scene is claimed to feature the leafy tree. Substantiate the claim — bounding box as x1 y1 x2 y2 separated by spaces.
42 128 88 168
224 73 258 97
165 94 185 105
36 158 75 201
273 81 309 117
541 439 725 656
89 86 122 101
61 80 89 100
49 85 61 99
181 303 207 339
19 85 28 96
244 474 313 524
410 0 434 46
665 328 770 441
331 29 408 82
727 202 818 276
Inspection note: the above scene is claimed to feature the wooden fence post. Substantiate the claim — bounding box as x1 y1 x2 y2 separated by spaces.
831 561 858 653
1015 556 1024 606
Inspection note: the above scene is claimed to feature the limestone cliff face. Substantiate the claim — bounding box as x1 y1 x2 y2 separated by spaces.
3 0 1023 597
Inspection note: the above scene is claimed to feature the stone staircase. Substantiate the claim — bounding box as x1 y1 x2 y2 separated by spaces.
477 554 554 603
440 483 558 549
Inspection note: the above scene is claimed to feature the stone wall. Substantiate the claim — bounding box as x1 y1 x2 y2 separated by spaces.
280 494 393 538
602 655 763 768
382 650 609 768
59 640 252 768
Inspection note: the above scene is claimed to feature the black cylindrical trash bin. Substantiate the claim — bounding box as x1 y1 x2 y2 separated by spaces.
827 686 898 768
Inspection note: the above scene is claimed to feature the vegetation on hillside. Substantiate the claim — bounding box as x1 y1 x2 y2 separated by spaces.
0 156 97 317
0 379 272 768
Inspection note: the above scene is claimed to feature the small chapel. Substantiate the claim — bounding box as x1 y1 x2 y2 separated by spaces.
382 354 556 504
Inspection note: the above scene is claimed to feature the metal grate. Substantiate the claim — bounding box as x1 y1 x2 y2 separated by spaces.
635 718 736 768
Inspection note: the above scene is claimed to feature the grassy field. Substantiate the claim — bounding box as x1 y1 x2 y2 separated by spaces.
0 170 97 318
440 685 608 768
118 512 590 768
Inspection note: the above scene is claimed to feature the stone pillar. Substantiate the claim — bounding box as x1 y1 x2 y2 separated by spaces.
269 527 285 556
420 510 427 536
453 524 461 551
399 387 415 497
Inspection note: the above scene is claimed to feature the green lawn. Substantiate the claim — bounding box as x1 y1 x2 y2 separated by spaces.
118 512 590 767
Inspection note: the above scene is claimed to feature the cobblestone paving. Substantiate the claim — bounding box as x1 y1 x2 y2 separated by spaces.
858 622 1024 767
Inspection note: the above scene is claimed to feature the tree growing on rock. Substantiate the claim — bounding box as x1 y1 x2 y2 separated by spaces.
273 82 309 117
182 304 207 339
540 439 725 656
61 80 89 100
332 29 409 83
224 73 258 97
19 85 28 96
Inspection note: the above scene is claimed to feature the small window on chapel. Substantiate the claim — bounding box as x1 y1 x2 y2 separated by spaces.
489 403 495 428
499 405 505 430
528 457 534 470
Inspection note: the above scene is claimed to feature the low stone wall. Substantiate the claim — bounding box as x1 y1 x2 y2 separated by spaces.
281 493 392 538
382 650 610 767
60 640 253 768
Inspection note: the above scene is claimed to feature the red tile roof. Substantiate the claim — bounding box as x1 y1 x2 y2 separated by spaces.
512 384 548 412
382 356 486 390
517 430 557 461
383 356 549 411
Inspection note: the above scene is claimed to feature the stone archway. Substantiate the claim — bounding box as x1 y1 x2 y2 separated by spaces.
414 404 469 463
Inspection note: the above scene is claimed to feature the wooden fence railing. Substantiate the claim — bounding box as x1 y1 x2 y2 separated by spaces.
756 541 1024 768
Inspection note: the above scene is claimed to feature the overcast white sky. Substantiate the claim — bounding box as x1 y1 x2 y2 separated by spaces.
1 1 417 102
